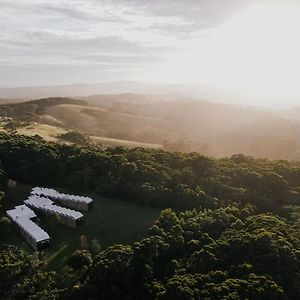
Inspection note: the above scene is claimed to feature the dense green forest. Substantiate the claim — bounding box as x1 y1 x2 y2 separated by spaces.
1 133 300 299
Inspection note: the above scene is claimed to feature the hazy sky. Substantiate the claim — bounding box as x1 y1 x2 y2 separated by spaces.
1 0 300 101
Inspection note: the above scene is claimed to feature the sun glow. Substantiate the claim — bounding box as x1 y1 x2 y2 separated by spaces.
157 2 300 104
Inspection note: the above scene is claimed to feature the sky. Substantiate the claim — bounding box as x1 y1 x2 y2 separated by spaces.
1 0 300 103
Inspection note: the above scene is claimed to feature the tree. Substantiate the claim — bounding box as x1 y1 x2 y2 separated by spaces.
69 250 92 271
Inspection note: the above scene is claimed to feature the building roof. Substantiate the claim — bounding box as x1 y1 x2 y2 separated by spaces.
6 205 50 243
6 204 36 220
17 218 50 242
31 187 93 204
25 195 83 220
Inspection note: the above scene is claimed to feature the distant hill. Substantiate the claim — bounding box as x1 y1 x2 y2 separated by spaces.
0 98 26 105
0 82 249 106
0 97 166 149
108 100 300 159
1 96 300 159
279 107 300 123
0 97 88 120
78 93 168 107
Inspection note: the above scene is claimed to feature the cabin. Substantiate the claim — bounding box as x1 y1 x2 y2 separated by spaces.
24 195 84 228
31 187 93 211
6 205 50 250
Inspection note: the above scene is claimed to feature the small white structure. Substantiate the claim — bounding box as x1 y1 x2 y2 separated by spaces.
24 195 84 228
7 187 92 249
31 187 93 211
6 205 50 250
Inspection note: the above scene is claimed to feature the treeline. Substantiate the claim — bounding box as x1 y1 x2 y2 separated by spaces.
0 133 299 212
1 133 300 299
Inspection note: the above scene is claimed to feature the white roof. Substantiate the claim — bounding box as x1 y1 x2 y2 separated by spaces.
31 186 93 204
6 205 49 243
25 195 83 220
6 204 36 220
17 218 50 242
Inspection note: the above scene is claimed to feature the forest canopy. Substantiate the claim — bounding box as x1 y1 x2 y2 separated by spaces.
0 133 300 299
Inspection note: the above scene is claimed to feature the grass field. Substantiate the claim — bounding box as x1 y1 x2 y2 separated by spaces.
91 135 162 149
0 119 163 149
45 104 167 137
2 183 160 271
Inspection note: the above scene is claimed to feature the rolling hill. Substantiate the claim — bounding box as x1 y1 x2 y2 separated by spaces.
1 96 300 159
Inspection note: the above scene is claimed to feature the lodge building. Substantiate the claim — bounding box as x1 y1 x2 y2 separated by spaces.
31 187 93 211
24 195 84 228
6 187 93 250
6 205 50 250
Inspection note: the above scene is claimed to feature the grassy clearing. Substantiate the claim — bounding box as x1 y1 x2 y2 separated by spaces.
2 183 160 271
16 123 68 142
91 135 162 149
45 103 167 139
0 118 163 149
0 119 68 143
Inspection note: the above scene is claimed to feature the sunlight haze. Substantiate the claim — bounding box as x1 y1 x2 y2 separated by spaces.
1 0 300 106
156 2 300 105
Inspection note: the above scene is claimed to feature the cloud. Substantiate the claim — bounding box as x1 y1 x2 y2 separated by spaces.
0 28 170 67
0 0 258 86
117 0 252 28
